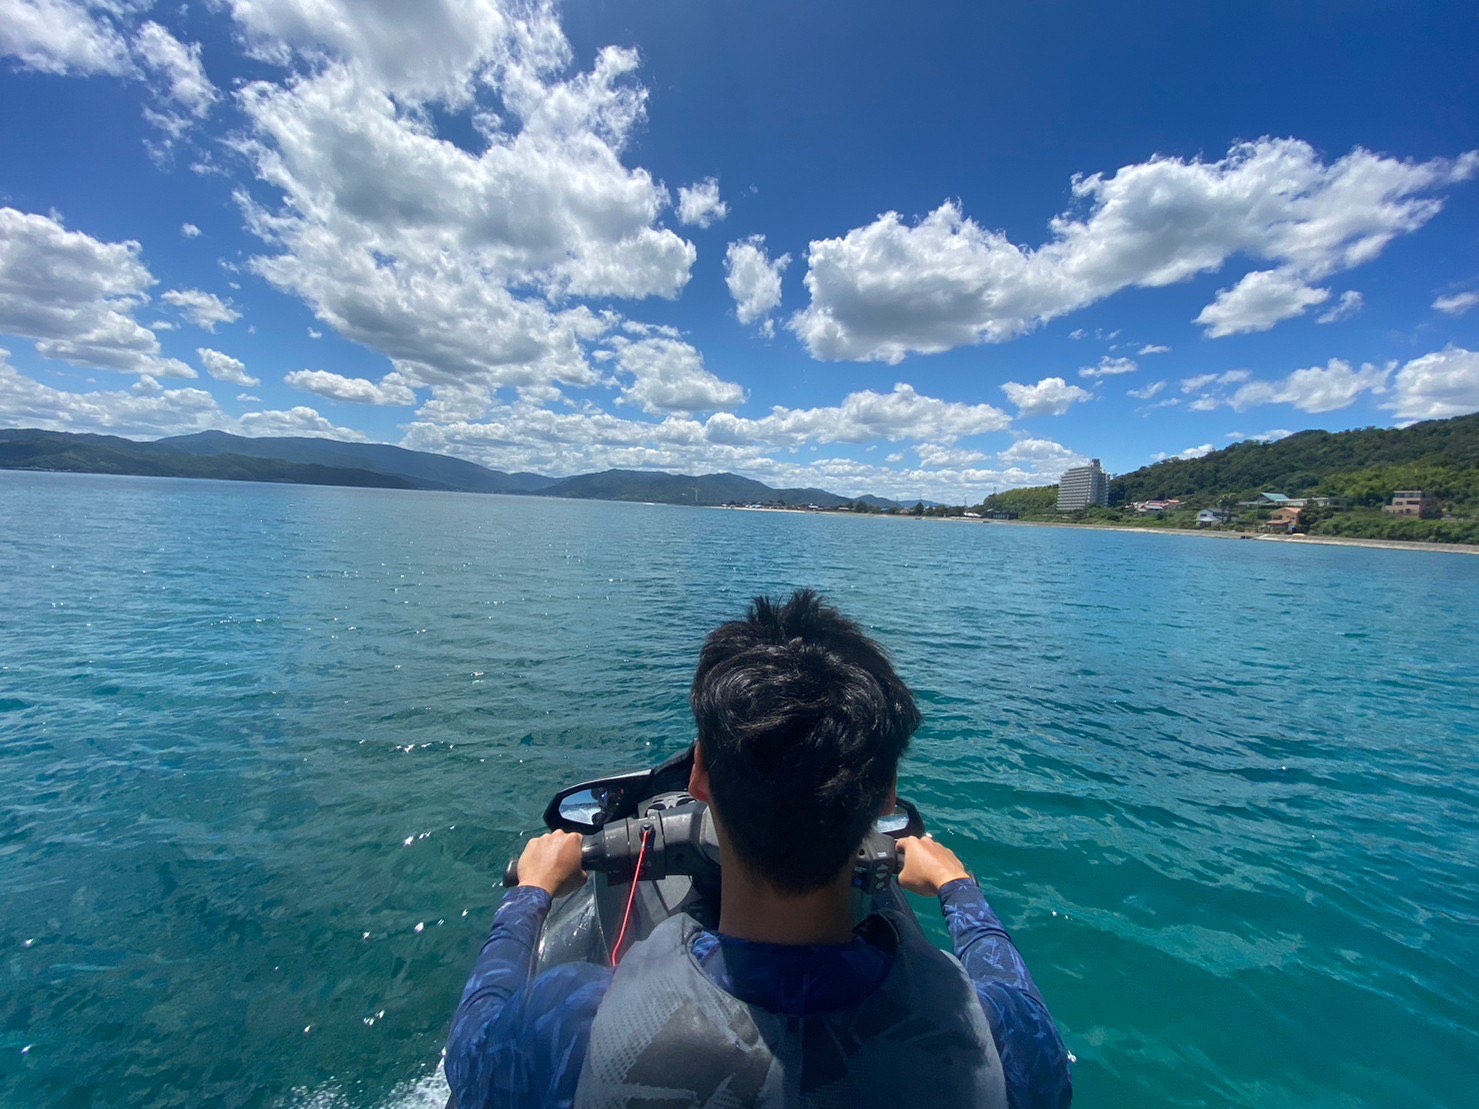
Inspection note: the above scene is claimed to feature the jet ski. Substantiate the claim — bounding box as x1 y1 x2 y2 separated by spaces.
502 745 932 972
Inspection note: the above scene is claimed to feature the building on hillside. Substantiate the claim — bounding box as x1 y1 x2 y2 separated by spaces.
1239 492 1293 508
1384 490 1439 518
1262 506 1302 532
1057 459 1110 511
1197 509 1231 526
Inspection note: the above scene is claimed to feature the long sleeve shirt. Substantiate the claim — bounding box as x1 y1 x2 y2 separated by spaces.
446 879 1071 1109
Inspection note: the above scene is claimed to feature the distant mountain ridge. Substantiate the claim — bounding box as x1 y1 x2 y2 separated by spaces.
0 428 909 508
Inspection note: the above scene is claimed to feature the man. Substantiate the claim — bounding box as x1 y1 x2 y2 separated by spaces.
447 590 1071 1107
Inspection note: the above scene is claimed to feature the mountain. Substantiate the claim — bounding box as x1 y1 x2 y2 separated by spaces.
538 469 866 507
0 429 910 509
1108 412 1479 507
159 430 555 493
0 428 415 490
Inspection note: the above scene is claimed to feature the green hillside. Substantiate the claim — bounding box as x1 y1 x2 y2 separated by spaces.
982 412 1479 543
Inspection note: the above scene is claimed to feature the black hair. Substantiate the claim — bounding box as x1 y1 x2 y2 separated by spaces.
690 589 920 895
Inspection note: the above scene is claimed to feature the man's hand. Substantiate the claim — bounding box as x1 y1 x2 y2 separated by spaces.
514 830 587 898
897 835 972 897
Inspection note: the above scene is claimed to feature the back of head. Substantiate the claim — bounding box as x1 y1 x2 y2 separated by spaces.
690 589 921 895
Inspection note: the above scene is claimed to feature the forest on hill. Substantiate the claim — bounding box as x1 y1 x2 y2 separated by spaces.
982 412 1479 543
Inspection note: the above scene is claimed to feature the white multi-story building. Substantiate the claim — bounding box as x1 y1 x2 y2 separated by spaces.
1057 459 1110 510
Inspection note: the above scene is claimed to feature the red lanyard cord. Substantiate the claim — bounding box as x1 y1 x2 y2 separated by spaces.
610 823 653 967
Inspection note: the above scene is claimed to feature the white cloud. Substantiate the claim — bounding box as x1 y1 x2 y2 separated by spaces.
1138 343 1170 355
1385 346 1479 421
724 235 791 332
238 404 369 440
998 436 1085 469
198 347 260 386
1317 290 1364 324
0 207 194 378
225 0 547 105
1228 358 1391 413
283 369 416 406
161 288 239 332
1001 376 1092 416
1195 269 1330 336
181 222 202 239
0 0 132 76
790 139 1476 361
235 30 693 398
1128 380 1166 400
0 354 225 436
676 178 728 228
1433 291 1479 317
1079 355 1138 379
1153 443 1215 461
603 335 745 415
704 383 1011 448
1181 370 1250 393
131 21 215 118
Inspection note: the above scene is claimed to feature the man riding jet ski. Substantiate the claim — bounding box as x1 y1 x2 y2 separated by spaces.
446 590 1071 1108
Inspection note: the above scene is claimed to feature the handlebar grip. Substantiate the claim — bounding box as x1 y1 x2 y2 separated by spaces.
502 857 519 888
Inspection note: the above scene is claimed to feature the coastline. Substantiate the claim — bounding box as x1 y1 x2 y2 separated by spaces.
717 504 1479 555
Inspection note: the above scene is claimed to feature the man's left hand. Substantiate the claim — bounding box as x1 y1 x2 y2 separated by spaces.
514 830 587 898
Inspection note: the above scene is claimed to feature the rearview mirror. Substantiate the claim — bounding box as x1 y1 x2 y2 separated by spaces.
557 787 609 831
874 797 925 838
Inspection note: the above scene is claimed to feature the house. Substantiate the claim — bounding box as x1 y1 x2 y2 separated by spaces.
1239 492 1293 508
1261 506 1302 532
1384 490 1440 518
1197 509 1231 526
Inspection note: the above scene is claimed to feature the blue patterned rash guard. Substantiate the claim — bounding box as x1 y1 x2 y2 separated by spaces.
446 879 1071 1109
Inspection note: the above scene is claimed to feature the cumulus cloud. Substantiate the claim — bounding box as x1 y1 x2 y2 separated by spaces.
1001 376 1092 416
724 235 790 333
398 383 1019 497
1225 359 1391 413
676 178 728 228
790 139 1477 361
1128 380 1166 400
131 21 215 118
706 383 1010 447
1317 290 1364 324
0 0 132 76
226 0 544 105
181 222 201 238
0 206 194 378
162 288 239 331
603 335 745 415
234 19 693 399
1180 370 1250 393
998 436 1085 470
1153 443 1215 461
238 404 369 440
283 369 416 405
0 353 224 436
1079 355 1137 379
1433 291 1479 317
1195 269 1330 336
1138 344 1170 355
1385 346 1479 421
198 347 259 386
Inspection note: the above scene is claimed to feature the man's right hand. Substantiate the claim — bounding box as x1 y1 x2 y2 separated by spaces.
513 830 587 898
896 835 972 897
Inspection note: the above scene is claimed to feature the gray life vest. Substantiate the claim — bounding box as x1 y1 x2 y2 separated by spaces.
573 910 1008 1109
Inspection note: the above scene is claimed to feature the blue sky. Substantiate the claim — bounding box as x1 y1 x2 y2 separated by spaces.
1 0 1476 499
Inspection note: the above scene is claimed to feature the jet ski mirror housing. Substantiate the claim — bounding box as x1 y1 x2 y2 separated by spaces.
874 798 925 838
544 768 657 833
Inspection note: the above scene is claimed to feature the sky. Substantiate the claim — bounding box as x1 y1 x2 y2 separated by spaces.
1 0 1477 501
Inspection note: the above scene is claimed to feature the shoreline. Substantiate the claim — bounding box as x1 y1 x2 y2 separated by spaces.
718 504 1479 555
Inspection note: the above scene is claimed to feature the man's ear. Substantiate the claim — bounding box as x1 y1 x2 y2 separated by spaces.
881 775 897 815
688 742 712 803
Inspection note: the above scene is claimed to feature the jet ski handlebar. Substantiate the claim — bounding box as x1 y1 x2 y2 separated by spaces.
503 796 923 895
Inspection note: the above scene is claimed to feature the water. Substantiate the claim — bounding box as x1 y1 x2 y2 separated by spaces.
2 471 1476 1108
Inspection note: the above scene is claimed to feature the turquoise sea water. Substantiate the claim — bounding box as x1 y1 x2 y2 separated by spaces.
2 470 1477 1107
